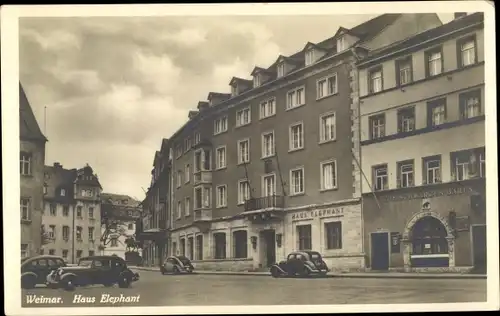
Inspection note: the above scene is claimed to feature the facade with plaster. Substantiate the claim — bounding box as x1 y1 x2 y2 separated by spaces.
356 13 486 272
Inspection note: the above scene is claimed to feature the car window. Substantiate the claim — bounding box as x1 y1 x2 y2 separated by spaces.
94 259 111 268
167 258 177 264
38 259 48 266
57 259 65 266
78 259 93 267
310 253 321 261
47 259 58 267
112 259 125 269
287 254 295 261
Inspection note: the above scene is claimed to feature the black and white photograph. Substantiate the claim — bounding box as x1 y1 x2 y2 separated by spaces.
2 2 498 315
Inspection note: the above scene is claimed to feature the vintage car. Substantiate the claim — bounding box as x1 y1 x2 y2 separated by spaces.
47 255 139 291
160 256 194 275
270 251 329 278
21 255 67 289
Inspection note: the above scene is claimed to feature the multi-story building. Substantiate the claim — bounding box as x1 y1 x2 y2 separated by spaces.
20 83 47 258
136 139 172 267
42 163 103 263
357 12 486 273
162 14 443 272
99 193 142 260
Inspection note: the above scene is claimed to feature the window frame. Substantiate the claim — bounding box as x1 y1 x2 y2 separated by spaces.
422 155 442 185
395 55 413 87
277 62 285 78
427 98 447 127
289 166 305 196
285 85 306 111
185 197 191 216
237 179 251 205
459 89 482 120
397 106 416 134
325 221 342 250
213 115 228 135
368 66 383 94
215 145 227 170
425 46 444 78
319 111 336 144
261 130 275 159
457 34 478 68
369 114 386 140
372 164 388 191
262 173 277 197
305 49 315 66
320 159 338 191
185 164 191 183
316 73 338 100
236 106 252 127
20 152 32 176
216 184 228 208
237 138 250 165
397 159 415 188
296 224 312 250
289 121 304 152
177 200 183 219
259 97 276 119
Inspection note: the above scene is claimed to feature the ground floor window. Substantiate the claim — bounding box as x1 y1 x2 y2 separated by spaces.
21 244 28 258
49 249 55 255
76 250 83 259
325 221 342 249
296 225 312 250
196 235 203 260
233 230 248 259
214 232 226 259
172 241 177 256
180 238 186 256
411 216 448 255
188 237 194 260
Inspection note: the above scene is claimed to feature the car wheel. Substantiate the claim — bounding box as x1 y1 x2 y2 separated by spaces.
173 266 180 275
62 277 76 291
118 276 131 288
21 275 36 289
270 267 280 278
301 267 311 278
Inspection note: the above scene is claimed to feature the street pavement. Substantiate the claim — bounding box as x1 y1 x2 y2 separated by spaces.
21 269 487 307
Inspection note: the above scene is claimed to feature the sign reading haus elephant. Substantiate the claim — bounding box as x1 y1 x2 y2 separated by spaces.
291 207 344 221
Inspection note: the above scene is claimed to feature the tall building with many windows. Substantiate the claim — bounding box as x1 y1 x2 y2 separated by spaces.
41 163 103 263
156 14 443 271
357 13 486 273
20 83 47 258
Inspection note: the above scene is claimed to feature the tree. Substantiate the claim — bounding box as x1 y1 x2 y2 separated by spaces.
100 219 141 253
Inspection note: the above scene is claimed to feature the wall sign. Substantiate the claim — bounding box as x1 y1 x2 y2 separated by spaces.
380 187 475 202
291 207 344 221
455 216 471 232
390 232 401 253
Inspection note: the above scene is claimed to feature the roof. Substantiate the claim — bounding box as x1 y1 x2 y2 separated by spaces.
229 76 252 86
75 165 102 189
21 255 64 265
19 83 47 142
44 165 78 204
101 193 141 208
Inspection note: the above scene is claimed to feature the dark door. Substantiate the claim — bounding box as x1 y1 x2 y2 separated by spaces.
371 232 390 271
472 225 487 272
264 230 276 267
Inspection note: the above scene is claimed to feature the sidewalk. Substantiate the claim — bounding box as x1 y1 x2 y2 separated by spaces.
129 266 486 279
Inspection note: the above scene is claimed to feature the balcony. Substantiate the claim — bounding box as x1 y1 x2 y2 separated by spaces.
194 171 212 185
244 195 285 212
194 208 212 221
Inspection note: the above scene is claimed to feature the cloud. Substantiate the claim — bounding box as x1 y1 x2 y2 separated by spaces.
132 51 182 94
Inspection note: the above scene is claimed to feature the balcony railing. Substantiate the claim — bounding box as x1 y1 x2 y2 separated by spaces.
193 170 212 185
194 209 212 221
244 195 285 212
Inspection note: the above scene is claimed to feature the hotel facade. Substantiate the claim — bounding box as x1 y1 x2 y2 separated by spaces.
142 14 444 271
357 13 486 272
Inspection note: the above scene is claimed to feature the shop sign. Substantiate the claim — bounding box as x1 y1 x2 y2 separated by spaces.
291 207 344 221
380 187 475 202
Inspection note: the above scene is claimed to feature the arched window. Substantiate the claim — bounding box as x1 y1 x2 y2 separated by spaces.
411 216 448 255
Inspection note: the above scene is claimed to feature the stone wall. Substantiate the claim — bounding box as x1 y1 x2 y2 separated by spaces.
192 258 254 272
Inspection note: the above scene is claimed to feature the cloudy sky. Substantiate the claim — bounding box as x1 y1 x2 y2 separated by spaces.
19 13 454 200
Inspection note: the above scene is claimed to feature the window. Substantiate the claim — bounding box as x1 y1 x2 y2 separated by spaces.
49 249 55 255
262 174 276 197
277 63 285 78
320 160 337 190
185 197 191 216
397 160 414 188
297 225 312 250
76 250 83 258
203 187 211 208
460 90 482 119
233 230 248 259
451 149 483 181
88 227 94 241
187 236 194 260
397 107 415 133
89 250 95 257
214 116 228 135
177 201 182 218
76 226 82 241
369 114 385 139
427 98 447 126
111 238 118 247
317 74 338 99
21 198 30 221
48 225 56 239
458 36 476 67
262 131 275 158
337 36 346 52
89 207 94 219
253 75 261 88
213 232 226 259
194 187 211 209
62 250 68 260
396 56 413 86
60 189 66 196
81 189 93 197
325 222 342 249
290 168 305 195
373 165 388 191
176 170 183 188
20 152 31 175
237 139 250 164
21 244 29 258
289 122 304 151
215 146 227 169
194 132 201 145
320 112 336 143
128 223 134 230
286 86 305 110
175 144 182 159
369 67 383 93
184 137 191 152
194 149 211 172
426 48 443 77
238 180 251 205
172 241 177 256
305 49 315 66
479 149 485 178
76 206 82 218
216 185 227 208
260 98 276 119
62 205 69 216
423 156 441 185
236 107 251 127
196 235 203 260
62 226 70 240
50 204 57 216
185 164 190 183
411 217 448 255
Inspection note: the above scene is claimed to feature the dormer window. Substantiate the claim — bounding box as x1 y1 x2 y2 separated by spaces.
231 85 238 97
60 189 66 197
337 36 346 52
253 75 261 88
305 49 315 66
277 63 285 78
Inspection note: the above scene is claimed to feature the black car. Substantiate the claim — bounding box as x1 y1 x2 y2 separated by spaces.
270 251 329 278
47 255 139 291
21 255 67 289
160 255 194 275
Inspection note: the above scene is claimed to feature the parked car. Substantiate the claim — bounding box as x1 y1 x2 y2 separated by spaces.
21 255 67 289
270 251 329 278
46 255 139 291
160 256 194 275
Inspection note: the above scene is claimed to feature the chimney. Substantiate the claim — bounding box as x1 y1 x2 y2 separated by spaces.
454 12 467 19
54 162 62 168
188 110 199 119
197 101 209 111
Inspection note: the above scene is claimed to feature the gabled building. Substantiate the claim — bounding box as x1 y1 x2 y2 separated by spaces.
20 83 47 258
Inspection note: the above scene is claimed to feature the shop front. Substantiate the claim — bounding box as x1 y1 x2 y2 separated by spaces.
363 178 486 273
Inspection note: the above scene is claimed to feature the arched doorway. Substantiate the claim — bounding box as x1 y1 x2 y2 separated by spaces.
408 216 450 268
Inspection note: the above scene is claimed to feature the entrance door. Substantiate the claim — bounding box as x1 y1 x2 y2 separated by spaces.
472 225 487 272
261 230 276 267
371 232 389 271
